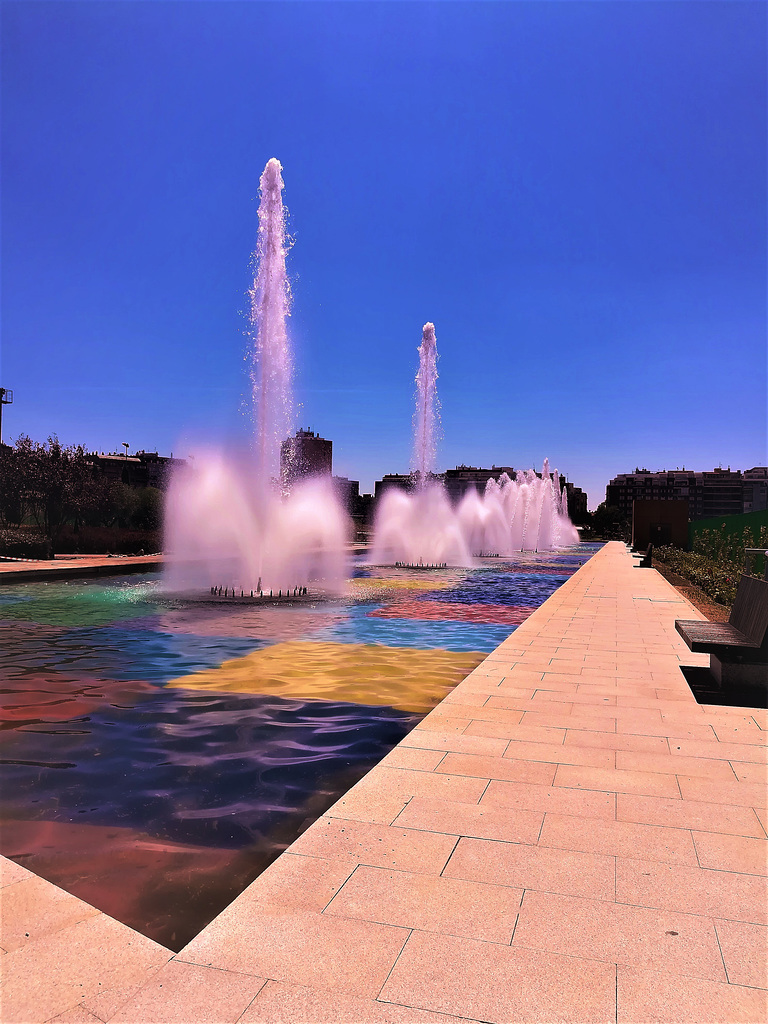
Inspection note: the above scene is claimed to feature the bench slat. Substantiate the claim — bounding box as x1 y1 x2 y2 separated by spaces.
675 620 760 650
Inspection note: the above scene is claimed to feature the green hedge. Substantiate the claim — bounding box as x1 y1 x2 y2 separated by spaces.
653 546 740 608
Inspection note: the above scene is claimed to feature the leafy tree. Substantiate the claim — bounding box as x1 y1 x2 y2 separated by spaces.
132 486 163 531
589 502 631 542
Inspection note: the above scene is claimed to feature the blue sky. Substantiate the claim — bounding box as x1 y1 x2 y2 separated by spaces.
2 0 765 508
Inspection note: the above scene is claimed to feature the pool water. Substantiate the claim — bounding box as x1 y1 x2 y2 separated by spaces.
0 546 597 949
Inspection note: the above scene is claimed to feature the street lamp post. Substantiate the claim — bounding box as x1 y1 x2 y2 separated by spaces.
0 388 13 445
122 442 129 459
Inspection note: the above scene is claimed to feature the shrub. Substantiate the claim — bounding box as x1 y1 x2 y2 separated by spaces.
0 528 52 559
653 546 740 607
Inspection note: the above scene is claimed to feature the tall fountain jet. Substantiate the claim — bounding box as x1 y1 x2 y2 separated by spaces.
164 159 348 595
250 158 293 486
371 322 580 565
413 322 439 485
371 324 471 566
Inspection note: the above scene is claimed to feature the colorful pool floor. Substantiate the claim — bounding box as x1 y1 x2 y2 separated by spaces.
1 552 587 949
1 542 766 1023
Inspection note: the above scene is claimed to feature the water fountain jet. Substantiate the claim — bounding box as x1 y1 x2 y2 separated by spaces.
164 159 349 597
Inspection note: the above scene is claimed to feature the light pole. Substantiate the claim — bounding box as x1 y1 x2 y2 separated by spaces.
0 388 13 445
122 442 129 459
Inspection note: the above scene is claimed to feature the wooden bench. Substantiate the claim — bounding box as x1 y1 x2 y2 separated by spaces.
675 574 768 688
633 544 653 568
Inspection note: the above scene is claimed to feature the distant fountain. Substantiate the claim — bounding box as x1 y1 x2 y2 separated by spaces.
413 322 439 484
457 460 579 556
371 324 472 566
371 323 579 565
164 159 349 596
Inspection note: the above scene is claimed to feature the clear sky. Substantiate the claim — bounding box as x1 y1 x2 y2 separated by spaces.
2 0 766 508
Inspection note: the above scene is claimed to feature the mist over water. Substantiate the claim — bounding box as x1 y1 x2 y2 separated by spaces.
164 159 349 594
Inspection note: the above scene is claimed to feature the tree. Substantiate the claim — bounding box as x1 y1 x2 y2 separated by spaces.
1 435 90 549
589 503 631 542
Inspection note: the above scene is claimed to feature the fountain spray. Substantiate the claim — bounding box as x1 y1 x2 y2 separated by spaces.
249 158 293 486
412 322 440 485
163 159 349 595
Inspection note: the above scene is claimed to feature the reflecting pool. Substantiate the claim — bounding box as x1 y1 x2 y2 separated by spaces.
0 546 597 949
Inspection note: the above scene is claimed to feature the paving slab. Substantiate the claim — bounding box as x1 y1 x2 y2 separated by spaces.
4 541 767 1024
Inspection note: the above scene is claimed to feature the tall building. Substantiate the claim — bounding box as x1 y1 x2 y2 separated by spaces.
442 466 516 503
744 467 768 514
280 429 332 484
87 451 185 489
606 467 767 521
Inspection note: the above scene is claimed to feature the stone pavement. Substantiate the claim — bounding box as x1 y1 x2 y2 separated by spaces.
0 554 163 583
2 541 766 1023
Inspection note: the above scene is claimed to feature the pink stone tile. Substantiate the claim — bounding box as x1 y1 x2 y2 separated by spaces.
433 703 524 728
678 774 768 809
570 704 663 723
328 766 487 825
715 919 768 989
757 806 768 836
44 1008 104 1023
444 836 614 901
731 760 768 784
712 721 767 745
412 717 469 734
239 980 485 1023
394 795 543 845
617 719 717 741
379 746 446 770
692 831 768 875
109 961 266 1023
564 729 669 753
654 689 697 702
379 930 616 1024
503 739 614 769
1 914 169 1024
615 750 737 780
617 966 768 1023
481 778 616 820
437 751 556 786
669 738 768 764
521 710 617 733
554 764 681 798
616 857 767 924
0 856 29 888
513 890 726 981
484 696 546 713
464 721 567 744
539 813 698 864
0 873 100 953
177 906 409 999
618 793 764 837
402 731 508 757
242 853 357 911
287 818 457 874
537 690 618 707
440 691 490 708
325 864 522 942
492 684 539 699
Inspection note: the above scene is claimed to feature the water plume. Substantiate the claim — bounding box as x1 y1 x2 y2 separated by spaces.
412 322 439 484
164 159 349 594
370 323 579 564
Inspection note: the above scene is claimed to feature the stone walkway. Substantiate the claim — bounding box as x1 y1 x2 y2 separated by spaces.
2 542 766 1023
0 554 163 583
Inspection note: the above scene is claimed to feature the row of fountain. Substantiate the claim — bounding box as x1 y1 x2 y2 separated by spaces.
164 159 578 596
